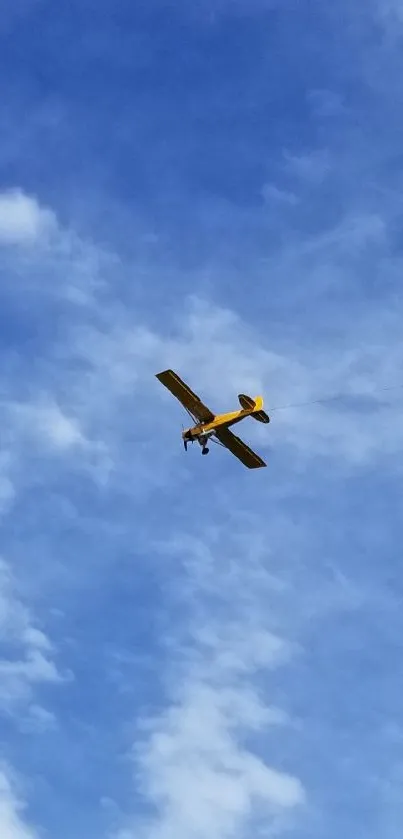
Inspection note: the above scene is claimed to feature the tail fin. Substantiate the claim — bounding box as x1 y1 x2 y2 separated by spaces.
238 394 270 423
238 394 256 410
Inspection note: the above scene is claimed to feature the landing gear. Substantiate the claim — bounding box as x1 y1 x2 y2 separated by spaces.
182 429 211 457
198 433 210 456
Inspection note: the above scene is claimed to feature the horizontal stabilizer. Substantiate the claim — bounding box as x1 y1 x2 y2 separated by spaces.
238 393 270 423
252 409 270 424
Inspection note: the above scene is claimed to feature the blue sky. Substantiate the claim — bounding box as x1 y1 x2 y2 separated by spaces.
1 1 403 838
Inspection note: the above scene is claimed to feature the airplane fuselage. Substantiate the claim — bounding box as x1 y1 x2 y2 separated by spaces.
182 407 253 443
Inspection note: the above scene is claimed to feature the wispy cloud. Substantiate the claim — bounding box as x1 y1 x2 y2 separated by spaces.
375 0 403 24
5 399 87 451
283 150 331 185
0 189 56 245
132 680 303 839
0 557 63 713
0 765 39 839
122 530 305 839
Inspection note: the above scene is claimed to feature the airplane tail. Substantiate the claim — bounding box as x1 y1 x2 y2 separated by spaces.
238 394 270 423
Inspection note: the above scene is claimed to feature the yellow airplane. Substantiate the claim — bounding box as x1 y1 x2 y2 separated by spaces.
156 369 270 468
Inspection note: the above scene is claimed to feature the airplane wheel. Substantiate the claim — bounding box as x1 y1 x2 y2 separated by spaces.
202 447 209 455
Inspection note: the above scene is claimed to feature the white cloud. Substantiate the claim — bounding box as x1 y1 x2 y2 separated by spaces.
120 524 305 839
0 557 63 712
0 653 61 703
134 689 303 839
37 403 84 449
0 189 56 245
0 766 40 839
1 394 112 497
130 658 304 839
13 399 87 451
21 627 52 652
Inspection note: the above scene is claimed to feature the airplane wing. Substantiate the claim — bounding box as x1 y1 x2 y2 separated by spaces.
214 426 266 469
156 369 215 423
